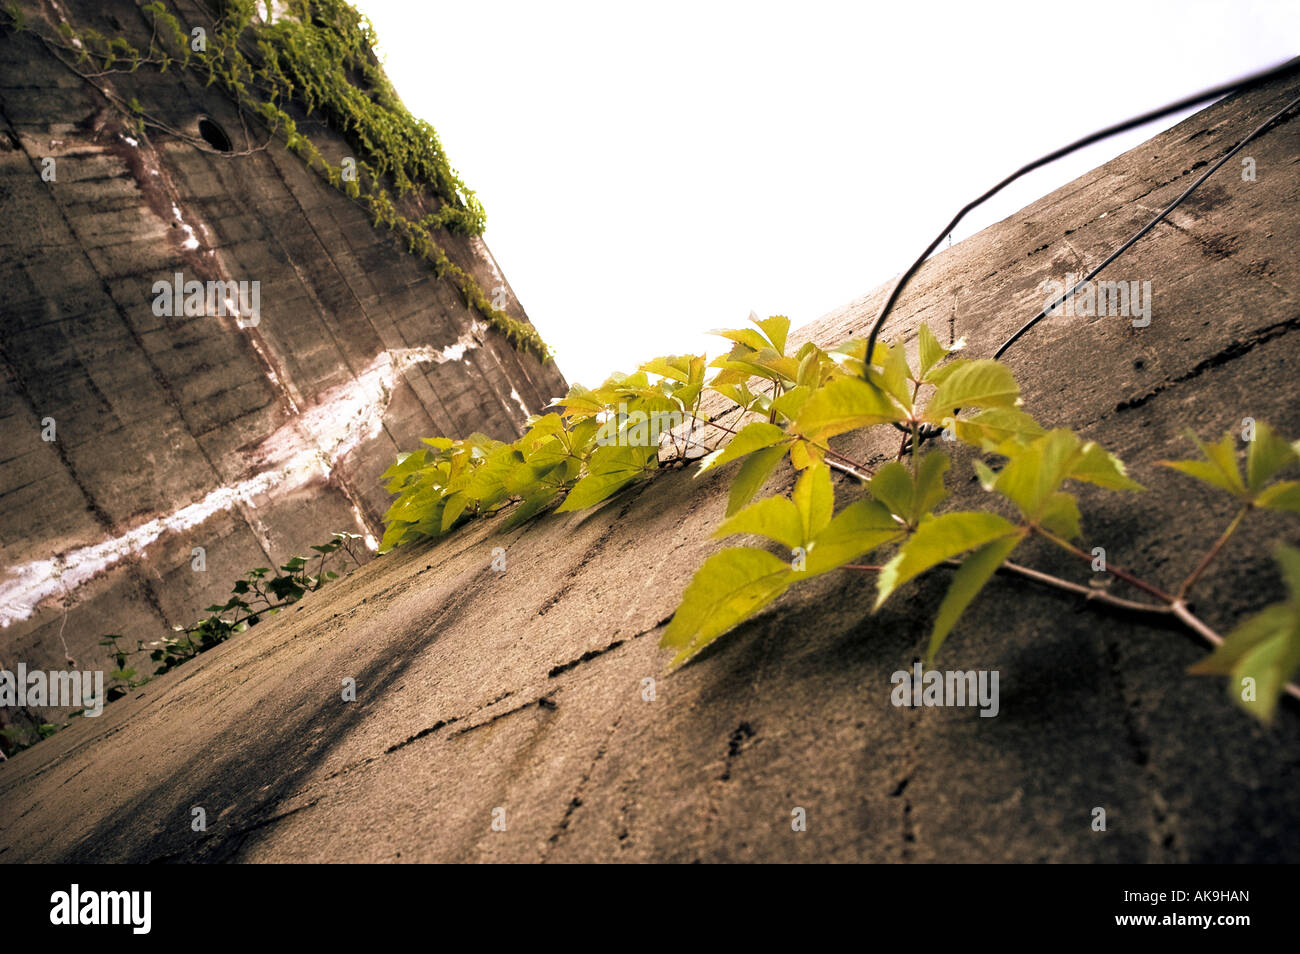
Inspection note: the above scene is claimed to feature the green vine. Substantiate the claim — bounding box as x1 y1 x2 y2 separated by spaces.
99 530 365 703
0 531 362 756
1 0 551 359
380 314 1300 724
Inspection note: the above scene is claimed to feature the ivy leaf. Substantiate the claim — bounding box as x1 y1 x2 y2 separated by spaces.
972 459 998 491
793 464 833 541
1069 442 1144 492
714 496 803 549
877 511 1021 608
547 384 607 419
867 341 914 412
726 443 788 516
440 491 470 533
794 375 906 441
697 421 790 474
1161 432 1247 499
803 498 903 577
752 312 791 355
639 355 693 383
661 548 793 667
1247 422 1298 493
986 429 1076 519
1038 491 1082 540
927 534 1022 663
557 445 654 512
1257 481 1300 515
868 453 949 527
1189 546 1300 723
501 487 562 530
380 450 429 492
710 326 771 353
951 407 1044 453
769 385 812 424
916 323 953 380
924 359 1020 423
991 429 1139 521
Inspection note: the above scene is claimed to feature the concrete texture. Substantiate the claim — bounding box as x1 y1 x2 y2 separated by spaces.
0 0 566 739
1 65 1298 862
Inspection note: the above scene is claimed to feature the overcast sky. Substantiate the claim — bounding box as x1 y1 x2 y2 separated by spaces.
355 0 1299 387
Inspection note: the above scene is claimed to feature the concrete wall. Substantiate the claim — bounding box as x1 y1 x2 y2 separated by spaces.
1 64 1296 860
0 0 566 743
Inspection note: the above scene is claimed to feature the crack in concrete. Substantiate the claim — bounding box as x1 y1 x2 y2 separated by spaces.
542 714 622 858
1115 313 1300 413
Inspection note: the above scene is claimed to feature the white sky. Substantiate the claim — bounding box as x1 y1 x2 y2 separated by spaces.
355 0 1299 388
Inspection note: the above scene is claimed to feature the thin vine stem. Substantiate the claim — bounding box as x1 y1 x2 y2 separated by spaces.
1034 527 1177 604
1177 505 1250 600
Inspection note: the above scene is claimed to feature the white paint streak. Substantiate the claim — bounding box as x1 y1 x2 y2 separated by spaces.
171 203 201 251
0 337 481 627
509 386 530 421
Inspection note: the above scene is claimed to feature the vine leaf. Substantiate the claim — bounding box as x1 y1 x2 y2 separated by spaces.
876 511 1021 609
716 465 832 548
916 324 946 380
928 533 1023 663
793 464 833 541
1189 545 1300 723
698 421 789 474
794 375 906 441
1161 432 1246 498
950 407 1044 453
661 548 793 667
1037 491 1083 540
714 496 804 549
1257 481 1300 515
923 359 1020 423
726 443 788 516
985 429 1141 522
1246 422 1298 493
752 312 791 355
867 341 914 412
1162 424 1300 507
557 445 654 512
868 453 949 528
802 498 902 577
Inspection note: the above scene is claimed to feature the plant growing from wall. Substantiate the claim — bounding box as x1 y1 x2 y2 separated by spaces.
0 531 363 755
378 314 1300 724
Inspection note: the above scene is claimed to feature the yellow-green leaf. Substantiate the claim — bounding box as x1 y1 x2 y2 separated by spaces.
877 511 1020 608
727 443 788 516
802 499 902 577
795 376 906 441
661 548 793 666
1247 422 1298 493
714 496 803 549
697 421 790 473
927 534 1021 663
924 359 1019 423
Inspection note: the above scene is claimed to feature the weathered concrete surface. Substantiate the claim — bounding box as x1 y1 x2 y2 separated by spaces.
0 0 566 739
1 69 1298 862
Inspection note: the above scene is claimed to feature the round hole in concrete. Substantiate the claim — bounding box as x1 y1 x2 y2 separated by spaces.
197 117 233 152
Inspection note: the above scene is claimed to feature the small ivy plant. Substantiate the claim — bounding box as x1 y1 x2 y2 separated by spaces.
379 314 1300 724
99 531 363 702
0 531 364 756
